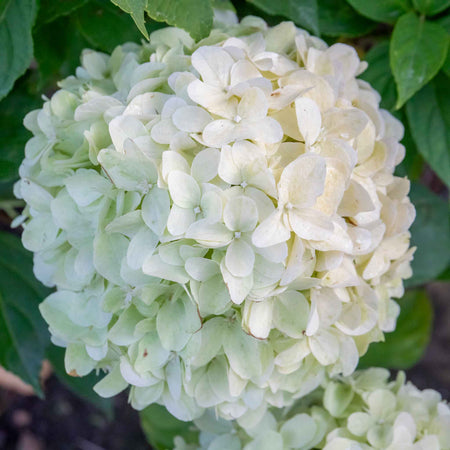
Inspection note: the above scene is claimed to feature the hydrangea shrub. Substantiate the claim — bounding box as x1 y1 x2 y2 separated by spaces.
15 14 415 421
174 369 450 450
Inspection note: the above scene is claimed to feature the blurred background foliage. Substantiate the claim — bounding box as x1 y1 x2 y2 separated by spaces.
0 0 448 448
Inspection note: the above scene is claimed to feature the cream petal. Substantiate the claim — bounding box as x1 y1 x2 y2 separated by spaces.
167 205 196 236
168 171 201 208
226 238 255 277
288 208 333 241
252 209 291 248
295 97 322 147
223 195 258 232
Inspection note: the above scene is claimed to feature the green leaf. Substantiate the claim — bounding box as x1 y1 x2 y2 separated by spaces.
46 345 113 418
358 289 432 369
111 0 148 39
247 0 319 36
395 110 424 180
318 0 377 37
346 0 411 24
75 0 146 53
0 0 12 20
412 0 450 16
0 231 50 396
145 0 213 41
0 0 37 100
406 183 450 286
390 12 449 108
37 0 88 25
360 41 397 110
34 16 90 90
406 72 450 186
140 404 198 450
0 77 41 182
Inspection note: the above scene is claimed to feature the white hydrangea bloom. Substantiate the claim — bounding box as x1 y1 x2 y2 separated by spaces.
175 370 450 450
16 13 416 421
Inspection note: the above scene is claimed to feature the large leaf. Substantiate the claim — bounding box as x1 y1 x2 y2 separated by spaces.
36 0 88 25
46 345 113 417
76 0 147 53
346 0 411 23
412 0 450 16
390 12 449 108
146 0 213 41
318 0 376 37
395 110 424 181
0 232 50 396
0 0 37 100
358 289 432 369
406 72 450 187
111 0 148 38
406 183 450 286
0 77 41 182
140 404 198 450
360 41 397 110
248 0 319 35
34 16 90 90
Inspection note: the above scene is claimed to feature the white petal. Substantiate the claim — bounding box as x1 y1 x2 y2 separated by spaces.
109 115 147 153
127 227 159 270
252 209 290 247
166 205 196 236
185 219 233 247
243 300 273 339
168 171 201 208
141 188 170 236
278 153 326 207
225 239 255 277
161 150 190 181
191 148 220 182
288 208 333 240
295 97 322 146
237 87 268 121
172 105 212 132
191 46 234 87
309 330 339 366
223 195 258 232
142 254 189 283
202 119 236 147
220 259 253 304
185 257 219 281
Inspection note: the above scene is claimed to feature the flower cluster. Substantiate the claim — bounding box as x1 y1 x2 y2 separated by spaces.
175 369 450 450
15 13 415 421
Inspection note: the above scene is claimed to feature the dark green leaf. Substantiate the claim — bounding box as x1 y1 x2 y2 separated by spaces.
0 0 12 20
436 13 450 32
406 183 450 286
0 78 41 182
247 0 319 35
34 17 90 90
412 0 450 16
318 0 377 37
360 41 397 110
0 0 37 100
358 289 432 369
146 0 214 41
140 404 198 450
406 72 450 186
346 0 411 24
395 111 424 180
37 0 88 25
0 231 50 396
390 12 449 108
111 0 148 38
46 345 113 417
436 265 450 281
76 0 145 53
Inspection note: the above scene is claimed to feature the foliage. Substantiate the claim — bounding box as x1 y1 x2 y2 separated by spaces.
0 0 448 447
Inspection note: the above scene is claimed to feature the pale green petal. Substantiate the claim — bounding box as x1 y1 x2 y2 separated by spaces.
225 239 255 277
141 187 170 236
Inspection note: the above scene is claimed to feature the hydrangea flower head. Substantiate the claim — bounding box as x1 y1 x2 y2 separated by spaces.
175 370 450 449
15 13 415 421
